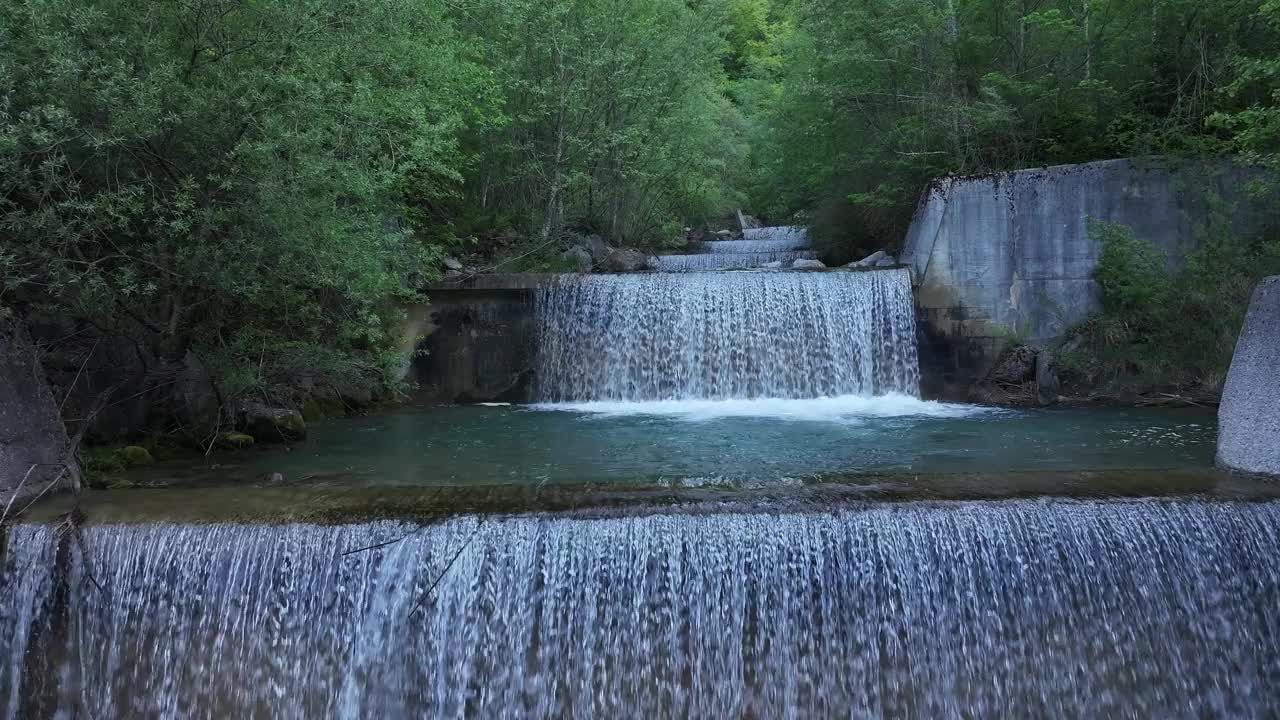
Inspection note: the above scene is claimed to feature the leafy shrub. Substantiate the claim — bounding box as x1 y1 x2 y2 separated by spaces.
1059 219 1280 394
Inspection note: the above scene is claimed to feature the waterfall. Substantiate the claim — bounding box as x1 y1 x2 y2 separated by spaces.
653 250 818 271
699 237 811 254
741 225 808 243
534 269 920 402
4 500 1279 718
0 526 56 720
655 225 812 269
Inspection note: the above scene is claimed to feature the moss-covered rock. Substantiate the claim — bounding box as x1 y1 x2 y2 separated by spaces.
84 448 127 481
117 445 155 467
84 444 154 488
219 432 256 449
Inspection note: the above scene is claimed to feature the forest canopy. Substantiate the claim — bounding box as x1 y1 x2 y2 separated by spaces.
2 0 1279 400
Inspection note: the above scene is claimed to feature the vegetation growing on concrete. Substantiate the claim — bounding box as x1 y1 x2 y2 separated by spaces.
1058 220 1280 399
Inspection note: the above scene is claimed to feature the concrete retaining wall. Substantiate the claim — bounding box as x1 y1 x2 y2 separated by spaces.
408 290 537 404
901 158 1261 397
1218 277 1280 476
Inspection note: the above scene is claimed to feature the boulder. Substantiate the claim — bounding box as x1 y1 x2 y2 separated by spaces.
1218 276 1280 476
1 323 78 502
847 250 887 268
792 259 827 270
238 402 307 443
443 256 465 272
987 345 1037 385
715 229 733 239
579 234 610 264
562 246 593 272
602 248 656 273
874 255 898 267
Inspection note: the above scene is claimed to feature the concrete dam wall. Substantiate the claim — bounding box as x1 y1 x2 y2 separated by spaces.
900 158 1261 397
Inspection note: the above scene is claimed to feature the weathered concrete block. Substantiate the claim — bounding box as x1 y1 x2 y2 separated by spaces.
1218 276 1280 476
409 290 537 404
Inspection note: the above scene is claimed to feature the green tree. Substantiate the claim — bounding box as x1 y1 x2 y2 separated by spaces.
0 0 491 397
430 0 744 256
743 0 1275 261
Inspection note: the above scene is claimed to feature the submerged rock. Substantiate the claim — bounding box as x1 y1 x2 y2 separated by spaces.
1218 276 1280 476
238 402 307 443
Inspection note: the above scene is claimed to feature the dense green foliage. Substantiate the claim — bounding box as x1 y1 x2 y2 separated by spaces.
0 0 491 395
2 0 1279 408
433 0 745 255
741 0 1280 261
0 0 744 400
1059 220 1280 394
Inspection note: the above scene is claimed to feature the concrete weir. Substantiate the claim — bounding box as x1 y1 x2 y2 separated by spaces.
412 266 919 404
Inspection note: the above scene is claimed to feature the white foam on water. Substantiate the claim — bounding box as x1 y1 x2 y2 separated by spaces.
529 393 995 422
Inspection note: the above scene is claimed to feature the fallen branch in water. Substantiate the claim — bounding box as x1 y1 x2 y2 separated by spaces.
1135 393 1218 409
410 520 485 617
56 505 107 596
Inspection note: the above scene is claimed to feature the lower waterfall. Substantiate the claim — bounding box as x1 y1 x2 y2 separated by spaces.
3 500 1278 718
534 269 920 402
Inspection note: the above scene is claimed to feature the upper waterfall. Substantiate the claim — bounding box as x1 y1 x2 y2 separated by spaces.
655 225 813 271
534 268 920 403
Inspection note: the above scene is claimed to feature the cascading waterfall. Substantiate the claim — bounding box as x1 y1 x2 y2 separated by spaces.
655 225 813 270
653 250 818 271
741 225 807 243
534 268 920 402
699 237 811 253
4 500 1279 718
